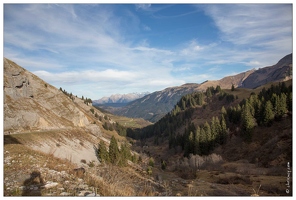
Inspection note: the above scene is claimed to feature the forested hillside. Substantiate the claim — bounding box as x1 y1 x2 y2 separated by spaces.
128 81 292 158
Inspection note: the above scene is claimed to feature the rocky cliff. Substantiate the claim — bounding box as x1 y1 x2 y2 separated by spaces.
3 58 93 133
4 58 106 164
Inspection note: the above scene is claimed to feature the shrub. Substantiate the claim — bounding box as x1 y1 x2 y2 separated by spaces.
90 108 94 114
147 166 152 175
88 161 95 168
161 160 167 170
148 157 154 167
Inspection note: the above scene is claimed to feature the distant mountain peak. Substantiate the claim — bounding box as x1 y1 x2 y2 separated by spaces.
94 92 150 104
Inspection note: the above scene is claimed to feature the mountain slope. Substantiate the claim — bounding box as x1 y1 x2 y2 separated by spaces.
113 83 200 123
3 58 107 164
241 53 292 88
197 69 255 91
4 58 91 132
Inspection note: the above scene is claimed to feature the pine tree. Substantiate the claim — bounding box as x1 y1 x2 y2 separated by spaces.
194 126 201 155
278 93 287 117
210 117 220 145
199 127 207 155
206 87 212 97
118 142 131 166
241 103 256 140
254 97 264 125
263 100 274 126
220 114 227 144
221 106 227 116
231 84 235 91
97 140 109 164
234 104 242 124
203 122 212 154
109 136 119 164
216 85 222 93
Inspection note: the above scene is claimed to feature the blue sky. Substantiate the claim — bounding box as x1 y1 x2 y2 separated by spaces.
3 3 293 99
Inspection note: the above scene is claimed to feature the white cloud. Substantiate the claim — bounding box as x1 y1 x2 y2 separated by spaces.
202 4 292 50
135 4 151 11
34 69 140 84
180 39 204 58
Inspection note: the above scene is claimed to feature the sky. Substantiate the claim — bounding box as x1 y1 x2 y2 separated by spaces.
3 3 293 100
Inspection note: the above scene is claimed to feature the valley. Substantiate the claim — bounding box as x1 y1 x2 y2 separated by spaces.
3 54 292 196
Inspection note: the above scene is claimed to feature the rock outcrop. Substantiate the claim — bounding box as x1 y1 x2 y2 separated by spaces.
4 58 105 165
4 58 92 133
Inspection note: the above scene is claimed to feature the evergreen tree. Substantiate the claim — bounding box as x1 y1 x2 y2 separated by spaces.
204 122 211 141
97 140 109 163
206 87 212 97
216 85 222 93
118 142 131 166
231 84 235 91
220 114 227 144
109 136 119 164
221 106 227 116
241 103 256 140
204 122 212 153
194 126 201 155
277 93 287 117
210 117 220 146
234 104 242 124
199 127 207 155
263 100 274 126
270 93 278 108
185 131 194 156
254 97 264 125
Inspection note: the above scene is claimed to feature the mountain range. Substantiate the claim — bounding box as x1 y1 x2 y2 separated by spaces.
103 53 292 122
94 92 150 104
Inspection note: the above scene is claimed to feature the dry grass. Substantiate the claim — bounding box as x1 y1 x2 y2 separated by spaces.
4 141 160 196
216 174 252 185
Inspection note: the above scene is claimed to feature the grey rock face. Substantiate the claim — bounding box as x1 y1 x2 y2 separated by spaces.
3 58 93 133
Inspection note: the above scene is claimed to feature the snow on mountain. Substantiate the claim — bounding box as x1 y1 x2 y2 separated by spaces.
94 92 150 104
